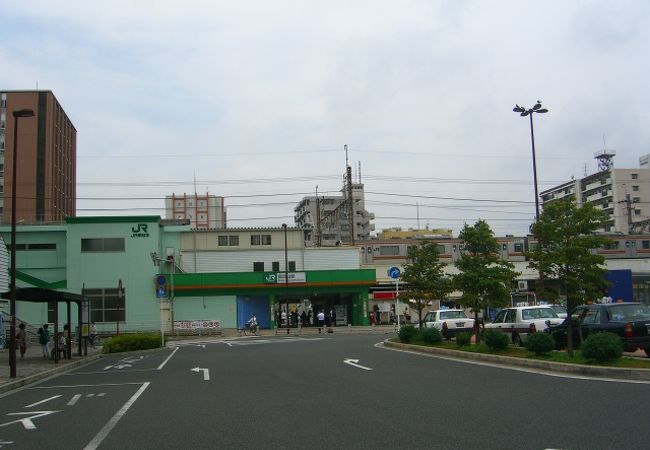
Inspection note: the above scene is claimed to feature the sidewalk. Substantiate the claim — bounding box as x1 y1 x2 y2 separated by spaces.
0 342 104 394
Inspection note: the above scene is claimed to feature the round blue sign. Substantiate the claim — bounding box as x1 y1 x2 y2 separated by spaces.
388 267 401 279
156 275 167 285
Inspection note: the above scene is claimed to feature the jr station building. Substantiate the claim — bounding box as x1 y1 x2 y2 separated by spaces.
0 216 376 334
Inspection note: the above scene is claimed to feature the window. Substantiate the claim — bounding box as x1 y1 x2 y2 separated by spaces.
379 245 400 256
602 241 619 250
272 261 280 271
437 245 446 253
634 197 641 203
502 244 507 251
83 287 126 323
514 243 524 253
504 309 517 323
81 238 125 252
289 261 296 271
262 234 272 245
253 262 264 272
633 185 640 192
635 209 642 215
251 235 260 246
218 236 228 246
632 173 639 180
229 236 239 246
643 240 650 250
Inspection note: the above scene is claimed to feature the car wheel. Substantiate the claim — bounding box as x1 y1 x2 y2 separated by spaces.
512 334 523 347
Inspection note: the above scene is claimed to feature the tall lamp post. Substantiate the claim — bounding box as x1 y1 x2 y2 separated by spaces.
282 224 289 335
513 101 548 295
9 109 35 378
513 101 548 220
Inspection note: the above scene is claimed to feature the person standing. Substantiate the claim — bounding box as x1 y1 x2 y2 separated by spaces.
317 310 325 334
38 324 50 359
16 323 27 359
90 322 98 348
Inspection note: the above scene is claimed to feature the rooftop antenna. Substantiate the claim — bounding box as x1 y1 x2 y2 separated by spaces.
344 144 349 168
594 135 616 171
358 161 362 183
193 171 198 196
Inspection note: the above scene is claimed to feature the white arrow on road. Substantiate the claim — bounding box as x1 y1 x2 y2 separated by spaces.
343 358 373 371
104 363 133 370
191 367 210 381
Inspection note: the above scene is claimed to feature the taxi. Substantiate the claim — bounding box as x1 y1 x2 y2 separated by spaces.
422 309 475 338
485 306 563 346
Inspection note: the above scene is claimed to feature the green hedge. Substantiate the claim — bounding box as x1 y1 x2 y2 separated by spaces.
398 325 418 343
525 332 555 355
581 332 623 362
456 332 473 348
483 329 509 351
419 327 443 344
102 333 163 353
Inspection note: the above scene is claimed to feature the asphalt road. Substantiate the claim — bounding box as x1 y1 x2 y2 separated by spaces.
1 333 649 449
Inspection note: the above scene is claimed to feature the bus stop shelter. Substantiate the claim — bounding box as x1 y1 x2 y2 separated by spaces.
1 287 89 363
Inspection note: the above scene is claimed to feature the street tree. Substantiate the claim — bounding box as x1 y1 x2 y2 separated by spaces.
399 242 452 328
454 220 520 343
528 199 610 356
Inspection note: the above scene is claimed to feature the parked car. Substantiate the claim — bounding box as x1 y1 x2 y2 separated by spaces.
485 306 563 346
546 302 650 356
422 309 475 338
547 304 568 319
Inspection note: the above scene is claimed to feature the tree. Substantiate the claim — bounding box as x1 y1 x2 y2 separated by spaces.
528 199 610 356
399 242 452 329
454 220 520 343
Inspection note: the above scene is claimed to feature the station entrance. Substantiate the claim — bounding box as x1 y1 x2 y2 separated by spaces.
273 293 355 327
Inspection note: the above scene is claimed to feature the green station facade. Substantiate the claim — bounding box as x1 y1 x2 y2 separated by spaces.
0 216 375 333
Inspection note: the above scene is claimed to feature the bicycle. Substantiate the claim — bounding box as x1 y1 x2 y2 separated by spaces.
243 323 260 336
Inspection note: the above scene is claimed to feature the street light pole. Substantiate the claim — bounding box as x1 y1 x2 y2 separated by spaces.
282 224 289 335
9 109 35 378
513 101 548 294
513 101 548 221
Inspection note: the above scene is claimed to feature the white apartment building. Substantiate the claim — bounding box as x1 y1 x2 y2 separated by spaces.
165 193 226 229
294 181 375 246
540 155 650 234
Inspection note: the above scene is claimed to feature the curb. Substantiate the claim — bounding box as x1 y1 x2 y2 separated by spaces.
383 340 650 381
0 353 105 395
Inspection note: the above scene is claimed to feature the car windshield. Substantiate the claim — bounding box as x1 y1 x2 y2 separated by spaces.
550 305 567 315
440 311 468 320
522 308 558 320
608 304 650 321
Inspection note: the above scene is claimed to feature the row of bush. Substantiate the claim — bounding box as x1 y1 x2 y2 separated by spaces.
397 325 624 362
102 333 163 353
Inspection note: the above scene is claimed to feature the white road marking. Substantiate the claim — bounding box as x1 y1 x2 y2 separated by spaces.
0 411 60 430
67 394 82 406
83 382 150 450
24 395 61 408
191 367 210 381
157 346 178 370
343 358 373 371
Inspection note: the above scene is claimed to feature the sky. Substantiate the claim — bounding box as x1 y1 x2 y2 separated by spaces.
2 1 649 236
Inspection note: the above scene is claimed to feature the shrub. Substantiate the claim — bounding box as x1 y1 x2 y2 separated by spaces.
456 332 473 347
525 332 555 355
398 325 418 343
581 332 623 362
102 333 162 353
483 329 509 351
419 327 442 344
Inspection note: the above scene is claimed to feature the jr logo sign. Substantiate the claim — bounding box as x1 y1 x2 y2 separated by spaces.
131 224 150 238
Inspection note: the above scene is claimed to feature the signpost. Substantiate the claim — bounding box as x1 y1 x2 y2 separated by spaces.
388 266 401 329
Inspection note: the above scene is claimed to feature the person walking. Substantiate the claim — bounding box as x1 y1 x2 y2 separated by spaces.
317 310 325 334
38 324 50 359
16 323 27 359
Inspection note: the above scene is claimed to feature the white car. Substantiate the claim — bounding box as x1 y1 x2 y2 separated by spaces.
485 306 564 346
422 309 475 338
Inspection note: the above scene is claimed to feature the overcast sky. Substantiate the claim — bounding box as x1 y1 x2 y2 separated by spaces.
2 1 649 236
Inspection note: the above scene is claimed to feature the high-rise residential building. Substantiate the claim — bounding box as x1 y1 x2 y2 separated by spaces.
540 153 650 234
165 193 227 229
0 90 76 223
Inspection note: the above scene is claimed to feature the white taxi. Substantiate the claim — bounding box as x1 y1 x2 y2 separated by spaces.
422 309 475 338
485 306 563 346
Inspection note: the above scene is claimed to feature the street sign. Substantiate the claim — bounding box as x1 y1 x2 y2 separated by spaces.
388 266 401 279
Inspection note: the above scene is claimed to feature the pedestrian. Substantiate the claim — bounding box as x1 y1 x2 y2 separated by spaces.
90 322 98 348
16 323 27 358
317 310 325 334
38 324 50 359
307 309 313 325
300 310 308 327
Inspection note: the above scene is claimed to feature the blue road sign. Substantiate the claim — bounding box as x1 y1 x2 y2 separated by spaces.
388 266 401 279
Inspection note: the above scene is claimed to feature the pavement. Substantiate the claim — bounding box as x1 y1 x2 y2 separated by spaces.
0 342 104 394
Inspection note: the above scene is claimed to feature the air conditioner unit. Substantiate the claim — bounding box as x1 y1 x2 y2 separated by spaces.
517 281 528 291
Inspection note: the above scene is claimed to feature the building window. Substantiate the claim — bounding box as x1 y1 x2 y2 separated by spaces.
262 235 272 245
379 245 400 256
642 240 650 250
229 236 239 246
635 209 642 215
514 243 524 253
251 235 260 246
218 236 228 246
81 238 125 252
437 245 446 253
634 197 641 203
251 234 272 246
272 261 280 271
253 262 264 272
603 241 619 250
83 287 126 323
289 261 296 271
632 173 639 180
633 185 640 192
